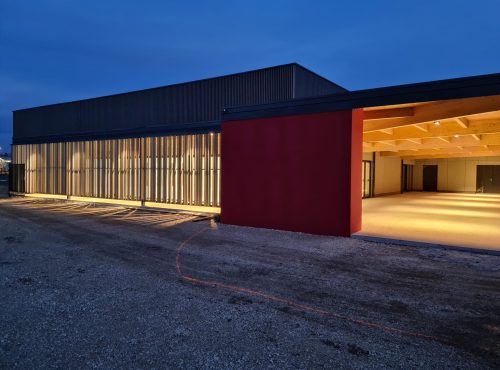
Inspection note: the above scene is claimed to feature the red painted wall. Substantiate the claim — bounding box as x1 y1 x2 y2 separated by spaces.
221 110 362 236
350 109 364 234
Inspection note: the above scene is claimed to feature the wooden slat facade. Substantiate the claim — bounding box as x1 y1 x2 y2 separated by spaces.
11 133 221 207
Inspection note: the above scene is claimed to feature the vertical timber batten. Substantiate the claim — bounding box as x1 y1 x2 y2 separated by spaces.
11 133 221 208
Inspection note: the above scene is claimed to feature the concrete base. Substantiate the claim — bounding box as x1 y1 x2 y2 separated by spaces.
357 192 500 252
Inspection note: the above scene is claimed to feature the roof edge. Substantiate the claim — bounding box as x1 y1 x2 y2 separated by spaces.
13 63 305 113
293 64 349 92
222 72 500 121
12 121 221 145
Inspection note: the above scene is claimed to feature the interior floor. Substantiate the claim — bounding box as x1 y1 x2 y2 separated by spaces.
358 192 500 251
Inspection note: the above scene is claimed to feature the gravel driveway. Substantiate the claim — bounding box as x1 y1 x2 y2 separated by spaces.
0 198 499 369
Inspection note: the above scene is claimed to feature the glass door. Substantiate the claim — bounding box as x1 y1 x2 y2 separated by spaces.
362 160 372 198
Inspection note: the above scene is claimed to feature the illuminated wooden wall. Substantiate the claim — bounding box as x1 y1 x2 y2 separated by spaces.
11 133 221 207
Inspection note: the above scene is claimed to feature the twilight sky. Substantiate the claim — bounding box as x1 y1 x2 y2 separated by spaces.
1 0 499 153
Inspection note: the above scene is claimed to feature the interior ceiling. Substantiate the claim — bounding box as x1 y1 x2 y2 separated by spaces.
362 94 500 160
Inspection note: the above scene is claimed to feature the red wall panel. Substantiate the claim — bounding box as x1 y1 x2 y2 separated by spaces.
221 110 362 236
350 109 364 234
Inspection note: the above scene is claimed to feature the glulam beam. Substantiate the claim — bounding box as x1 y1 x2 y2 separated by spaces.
363 95 500 132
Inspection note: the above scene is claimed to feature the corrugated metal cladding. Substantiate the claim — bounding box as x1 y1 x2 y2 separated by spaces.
293 64 348 98
12 133 221 207
13 63 346 144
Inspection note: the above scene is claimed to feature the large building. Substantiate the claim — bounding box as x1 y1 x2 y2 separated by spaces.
10 64 500 243
10 64 344 208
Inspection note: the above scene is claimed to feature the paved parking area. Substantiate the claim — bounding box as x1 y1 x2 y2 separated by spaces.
1 197 499 369
359 192 500 252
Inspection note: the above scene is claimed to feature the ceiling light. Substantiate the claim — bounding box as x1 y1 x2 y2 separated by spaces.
434 121 440 126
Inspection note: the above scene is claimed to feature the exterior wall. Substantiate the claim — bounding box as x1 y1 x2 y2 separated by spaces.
374 153 401 196
413 156 500 192
350 110 363 232
220 110 362 236
13 66 295 142
13 64 344 144
293 64 347 98
11 133 221 207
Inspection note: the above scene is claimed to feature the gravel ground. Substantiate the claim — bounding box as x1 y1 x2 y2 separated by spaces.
0 198 499 369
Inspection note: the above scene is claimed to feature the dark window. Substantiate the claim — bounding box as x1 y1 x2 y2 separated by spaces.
476 165 500 193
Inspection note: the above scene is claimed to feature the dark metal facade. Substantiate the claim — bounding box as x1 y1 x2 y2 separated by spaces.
13 63 346 144
293 64 347 98
223 72 500 121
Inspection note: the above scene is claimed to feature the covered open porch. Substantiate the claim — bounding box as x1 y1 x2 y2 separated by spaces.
359 93 500 251
358 192 500 251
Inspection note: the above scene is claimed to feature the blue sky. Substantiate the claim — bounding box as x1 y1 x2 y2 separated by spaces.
1 0 499 153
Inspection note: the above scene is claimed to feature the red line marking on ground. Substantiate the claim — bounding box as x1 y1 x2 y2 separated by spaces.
175 226 447 344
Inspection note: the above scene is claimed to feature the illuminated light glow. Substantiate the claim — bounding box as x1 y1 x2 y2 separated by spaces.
360 193 500 250
143 201 220 214
175 227 447 344
454 134 459 138
434 120 440 126
11 133 221 208
68 196 142 207
21 193 67 200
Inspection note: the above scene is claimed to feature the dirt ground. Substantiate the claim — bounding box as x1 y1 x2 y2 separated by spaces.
0 198 499 369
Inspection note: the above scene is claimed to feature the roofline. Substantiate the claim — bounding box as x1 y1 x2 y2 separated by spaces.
12 121 221 145
292 64 348 92
222 72 500 121
12 62 330 112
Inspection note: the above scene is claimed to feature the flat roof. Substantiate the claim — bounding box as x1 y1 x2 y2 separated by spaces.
222 72 500 121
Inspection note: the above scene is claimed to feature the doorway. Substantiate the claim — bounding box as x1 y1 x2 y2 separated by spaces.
401 164 414 192
362 160 372 198
423 165 438 192
476 165 500 193
9 163 26 193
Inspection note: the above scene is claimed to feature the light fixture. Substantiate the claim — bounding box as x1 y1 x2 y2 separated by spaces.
454 134 459 138
434 121 440 126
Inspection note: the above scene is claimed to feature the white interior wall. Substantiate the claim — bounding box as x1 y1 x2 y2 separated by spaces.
413 156 500 192
374 153 401 196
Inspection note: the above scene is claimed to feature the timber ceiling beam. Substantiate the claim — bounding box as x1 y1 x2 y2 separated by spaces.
380 145 500 158
363 119 500 142
400 151 500 160
455 117 469 128
363 133 500 153
413 124 429 132
363 95 500 132
363 107 414 120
